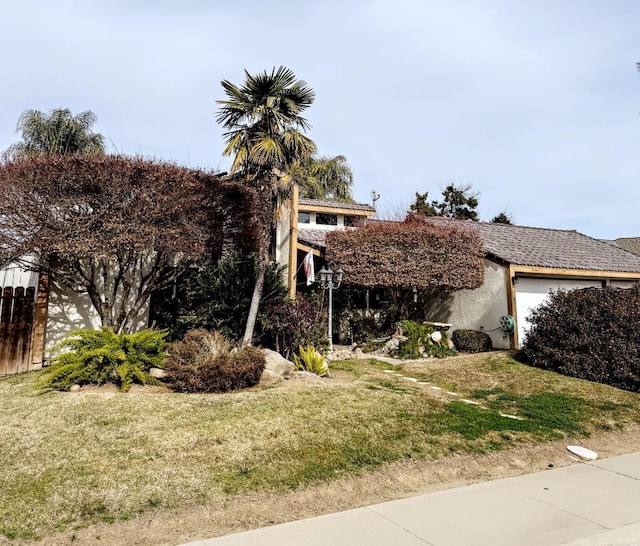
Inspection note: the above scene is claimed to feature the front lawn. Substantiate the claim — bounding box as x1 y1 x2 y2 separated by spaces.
1 352 639 542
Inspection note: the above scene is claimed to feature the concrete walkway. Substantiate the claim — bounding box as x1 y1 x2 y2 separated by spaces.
182 452 640 546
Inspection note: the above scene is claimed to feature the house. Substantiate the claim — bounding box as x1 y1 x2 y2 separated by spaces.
302 217 640 349
449 222 640 348
0 191 374 375
275 186 376 297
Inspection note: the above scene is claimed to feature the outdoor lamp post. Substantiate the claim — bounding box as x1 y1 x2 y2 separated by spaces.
318 266 343 352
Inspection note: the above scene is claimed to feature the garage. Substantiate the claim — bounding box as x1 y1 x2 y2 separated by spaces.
514 277 603 347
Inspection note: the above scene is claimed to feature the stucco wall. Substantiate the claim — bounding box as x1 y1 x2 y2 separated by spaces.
45 278 151 352
423 260 511 349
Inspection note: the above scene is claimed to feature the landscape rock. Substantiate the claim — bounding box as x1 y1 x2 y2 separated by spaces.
258 369 284 387
328 349 352 361
354 348 365 359
260 349 294 385
69 384 81 392
382 335 407 354
290 370 324 382
149 367 167 379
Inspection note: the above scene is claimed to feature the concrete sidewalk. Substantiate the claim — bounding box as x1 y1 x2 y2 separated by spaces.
182 452 640 546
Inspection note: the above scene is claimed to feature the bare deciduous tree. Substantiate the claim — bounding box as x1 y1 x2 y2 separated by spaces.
0 154 257 332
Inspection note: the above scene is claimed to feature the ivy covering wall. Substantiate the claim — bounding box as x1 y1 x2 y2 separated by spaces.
325 218 485 291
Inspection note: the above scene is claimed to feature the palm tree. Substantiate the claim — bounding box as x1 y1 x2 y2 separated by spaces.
216 66 317 346
3 108 106 159
298 155 354 202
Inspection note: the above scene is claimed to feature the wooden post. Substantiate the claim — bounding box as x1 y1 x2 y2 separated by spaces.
506 266 518 349
30 273 49 369
287 184 299 300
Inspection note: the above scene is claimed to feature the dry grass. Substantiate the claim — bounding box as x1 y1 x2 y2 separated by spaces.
1 352 640 542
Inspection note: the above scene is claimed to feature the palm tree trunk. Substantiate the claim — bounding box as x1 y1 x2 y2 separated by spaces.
242 251 267 347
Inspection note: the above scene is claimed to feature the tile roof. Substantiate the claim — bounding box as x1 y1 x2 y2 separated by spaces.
469 222 640 273
609 237 640 257
301 217 640 274
298 198 375 213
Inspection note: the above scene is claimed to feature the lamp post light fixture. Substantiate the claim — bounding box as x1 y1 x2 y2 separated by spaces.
318 266 343 352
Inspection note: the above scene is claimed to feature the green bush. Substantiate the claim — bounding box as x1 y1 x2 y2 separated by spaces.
150 251 287 342
451 329 493 353
523 286 640 392
37 327 167 392
293 345 328 376
164 329 266 393
396 320 457 359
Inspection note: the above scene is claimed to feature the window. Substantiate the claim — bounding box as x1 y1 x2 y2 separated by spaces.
298 211 311 224
344 215 361 227
316 213 337 225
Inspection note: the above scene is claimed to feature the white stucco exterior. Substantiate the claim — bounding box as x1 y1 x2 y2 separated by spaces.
45 275 151 351
441 260 511 349
45 279 103 350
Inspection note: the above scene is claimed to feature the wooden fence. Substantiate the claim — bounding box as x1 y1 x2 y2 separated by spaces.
0 286 36 375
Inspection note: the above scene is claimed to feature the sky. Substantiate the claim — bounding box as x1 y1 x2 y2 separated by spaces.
1 0 638 239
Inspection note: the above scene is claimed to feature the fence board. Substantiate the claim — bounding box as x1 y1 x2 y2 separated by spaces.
0 287 12 375
0 286 36 375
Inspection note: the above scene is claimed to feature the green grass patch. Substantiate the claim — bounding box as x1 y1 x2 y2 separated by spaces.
1 353 640 541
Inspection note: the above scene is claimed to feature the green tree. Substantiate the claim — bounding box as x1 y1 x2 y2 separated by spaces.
491 212 513 224
298 154 354 201
409 191 437 216
434 183 479 220
3 108 105 159
410 184 479 221
216 66 317 346
150 251 288 342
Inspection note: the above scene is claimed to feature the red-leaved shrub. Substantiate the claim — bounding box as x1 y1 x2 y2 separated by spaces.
523 286 640 392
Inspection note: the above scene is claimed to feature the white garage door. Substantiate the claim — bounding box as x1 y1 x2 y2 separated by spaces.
515 277 601 348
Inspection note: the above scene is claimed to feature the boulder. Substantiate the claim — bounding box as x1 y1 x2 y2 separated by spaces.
328 349 352 361
258 369 284 387
149 367 167 379
291 370 325 382
69 384 81 392
260 349 294 382
382 335 406 354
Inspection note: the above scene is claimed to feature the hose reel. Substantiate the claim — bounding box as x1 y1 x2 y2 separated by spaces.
499 315 515 335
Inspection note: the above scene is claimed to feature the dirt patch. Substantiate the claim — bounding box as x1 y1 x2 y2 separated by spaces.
25 425 640 546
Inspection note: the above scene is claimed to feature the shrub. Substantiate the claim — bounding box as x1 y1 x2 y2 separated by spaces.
263 298 327 360
452 329 493 353
523 286 640 392
396 320 457 359
325 219 484 291
150 251 287 342
164 329 265 393
37 327 167 392
293 345 328 376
